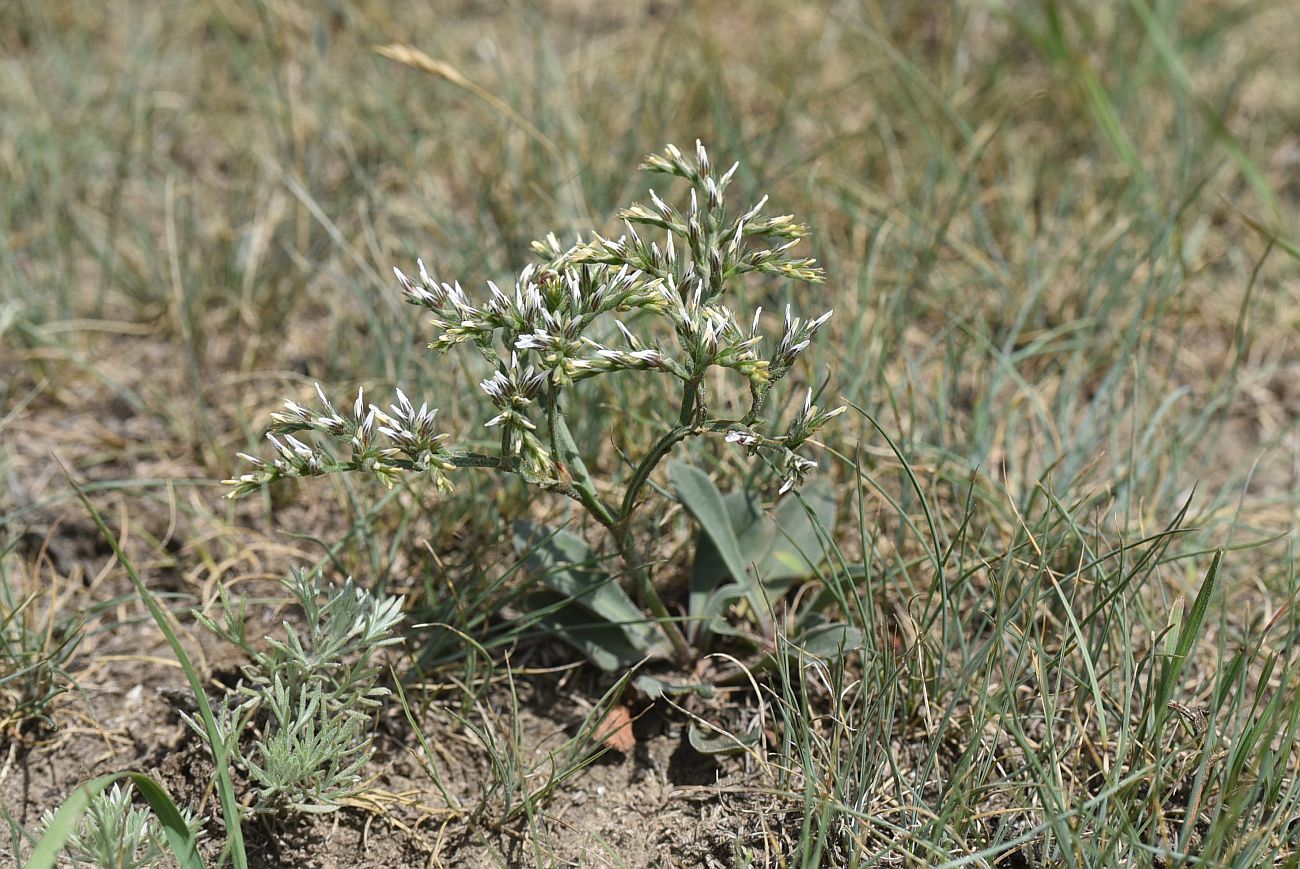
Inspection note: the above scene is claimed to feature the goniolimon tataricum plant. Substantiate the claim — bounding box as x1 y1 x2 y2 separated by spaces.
226 142 844 667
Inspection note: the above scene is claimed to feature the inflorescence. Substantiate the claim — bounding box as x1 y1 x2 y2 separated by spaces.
225 141 844 502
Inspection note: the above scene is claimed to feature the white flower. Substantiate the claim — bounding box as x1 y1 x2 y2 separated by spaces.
725 429 761 447
515 330 555 351
480 371 509 404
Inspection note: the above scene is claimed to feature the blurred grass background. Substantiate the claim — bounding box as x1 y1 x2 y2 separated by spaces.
2 0 1299 864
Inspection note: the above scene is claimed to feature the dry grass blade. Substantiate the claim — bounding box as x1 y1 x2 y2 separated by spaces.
372 43 561 160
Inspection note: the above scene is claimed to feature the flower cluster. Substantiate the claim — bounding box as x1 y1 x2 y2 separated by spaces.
725 387 848 494
396 258 666 387
479 354 554 474
228 141 843 501
224 385 454 498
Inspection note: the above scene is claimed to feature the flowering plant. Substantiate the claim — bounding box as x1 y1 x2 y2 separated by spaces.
227 142 843 664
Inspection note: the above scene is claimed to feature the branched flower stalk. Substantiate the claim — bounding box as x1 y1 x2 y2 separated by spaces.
226 142 844 664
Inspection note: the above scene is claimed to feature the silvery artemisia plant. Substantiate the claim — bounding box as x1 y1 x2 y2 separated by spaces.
40 783 204 869
189 570 403 815
226 142 844 663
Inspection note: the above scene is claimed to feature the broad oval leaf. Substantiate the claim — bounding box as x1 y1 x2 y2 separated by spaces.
632 674 715 701
670 461 752 592
512 521 670 667
682 469 837 637
763 481 836 589
788 622 864 663
526 595 664 671
686 489 769 628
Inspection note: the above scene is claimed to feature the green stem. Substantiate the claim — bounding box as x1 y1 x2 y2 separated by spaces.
618 423 694 522
745 380 771 424
677 380 697 425
610 525 691 665
615 375 707 523
550 406 618 526
605 400 705 665
392 451 599 508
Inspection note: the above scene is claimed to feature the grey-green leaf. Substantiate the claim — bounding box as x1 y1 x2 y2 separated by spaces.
513 521 670 665
686 490 769 624
671 462 752 587
28 772 204 869
527 596 661 672
763 481 836 589
788 622 864 663
633 674 715 701
671 462 770 633
683 474 837 626
687 720 762 756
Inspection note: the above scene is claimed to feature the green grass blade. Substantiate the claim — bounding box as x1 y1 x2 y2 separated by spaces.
1152 548 1223 741
67 475 247 869
1162 548 1222 701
